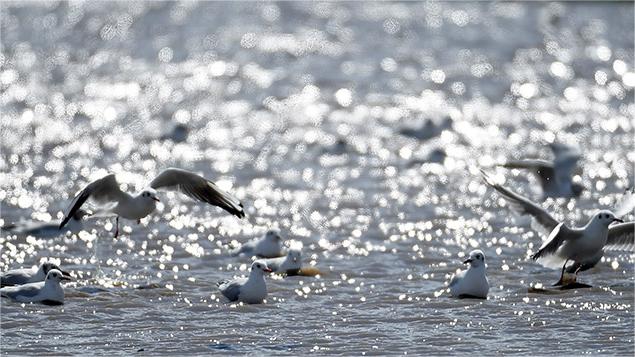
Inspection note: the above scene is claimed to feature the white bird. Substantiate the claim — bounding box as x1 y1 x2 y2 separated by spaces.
499 142 584 198
263 248 302 275
217 261 272 304
230 229 285 258
1 262 72 287
482 170 634 285
1 269 72 305
3 209 87 238
59 168 245 237
449 250 489 299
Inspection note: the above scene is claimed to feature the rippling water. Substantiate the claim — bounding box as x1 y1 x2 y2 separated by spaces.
1 2 634 355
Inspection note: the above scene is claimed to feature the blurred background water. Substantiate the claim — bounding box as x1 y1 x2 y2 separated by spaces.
0 1 633 355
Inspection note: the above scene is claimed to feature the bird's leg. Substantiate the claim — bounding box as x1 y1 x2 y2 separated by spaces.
114 216 119 238
553 259 569 286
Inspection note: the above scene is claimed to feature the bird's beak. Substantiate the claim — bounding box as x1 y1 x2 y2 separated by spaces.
152 197 161 202
263 267 273 273
463 258 473 264
613 218 624 223
60 274 73 282
60 270 72 278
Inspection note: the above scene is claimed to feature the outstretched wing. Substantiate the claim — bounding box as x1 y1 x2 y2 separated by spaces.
481 170 559 234
605 222 635 251
150 168 245 219
500 159 556 190
531 223 583 269
60 174 125 229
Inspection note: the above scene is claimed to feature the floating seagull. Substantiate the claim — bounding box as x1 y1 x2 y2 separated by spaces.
59 168 245 237
448 250 489 299
1 261 72 287
482 170 634 285
3 209 87 238
499 142 583 198
230 229 285 258
263 248 302 275
0 269 72 305
217 261 272 304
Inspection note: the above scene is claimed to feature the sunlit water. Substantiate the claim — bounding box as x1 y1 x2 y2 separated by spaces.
1 2 634 355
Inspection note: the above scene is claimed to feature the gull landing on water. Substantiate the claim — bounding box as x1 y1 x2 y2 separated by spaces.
59 168 245 237
482 170 634 286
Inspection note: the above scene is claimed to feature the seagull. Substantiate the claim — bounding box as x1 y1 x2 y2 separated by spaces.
0 269 72 305
1 261 72 287
263 248 302 275
230 229 285 258
499 142 584 198
217 261 272 304
3 210 87 238
482 170 634 285
448 250 489 299
59 168 245 237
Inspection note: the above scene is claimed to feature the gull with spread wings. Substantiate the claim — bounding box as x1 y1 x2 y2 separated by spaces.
481 170 634 286
59 168 245 237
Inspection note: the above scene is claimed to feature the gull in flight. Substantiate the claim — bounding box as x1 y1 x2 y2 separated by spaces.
1 261 72 287
448 249 489 299
59 168 245 237
217 261 272 304
263 248 302 275
499 142 583 198
3 210 87 238
230 229 285 258
482 170 634 285
1 269 72 305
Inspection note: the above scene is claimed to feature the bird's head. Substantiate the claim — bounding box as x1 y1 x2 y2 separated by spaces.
594 210 623 227
264 229 282 243
46 269 72 283
140 188 161 203
463 250 486 268
40 262 72 280
287 248 302 263
251 260 272 274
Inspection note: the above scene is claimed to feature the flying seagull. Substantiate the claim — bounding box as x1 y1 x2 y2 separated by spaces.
59 168 245 237
499 142 583 198
482 170 634 285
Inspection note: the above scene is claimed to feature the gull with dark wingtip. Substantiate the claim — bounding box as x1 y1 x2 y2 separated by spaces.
59 168 245 237
482 170 634 285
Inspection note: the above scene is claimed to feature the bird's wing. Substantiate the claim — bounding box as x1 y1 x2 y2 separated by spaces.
448 270 465 288
150 168 245 219
605 222 635 251
531 223 583 269
481 170 560 234
218 278 244 302
614 189 635 218
1 283 41 300
60 174 125 229
500 159 556 188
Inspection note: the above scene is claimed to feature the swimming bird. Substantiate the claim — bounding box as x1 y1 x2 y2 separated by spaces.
1 262 72 287
0 269 72 305
3 210 87 238
263 248 302 275
230 229 285 258
59 168 245 237
482 170 634 285
448 250 489 299
499 142 583 198
217 261 272 304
